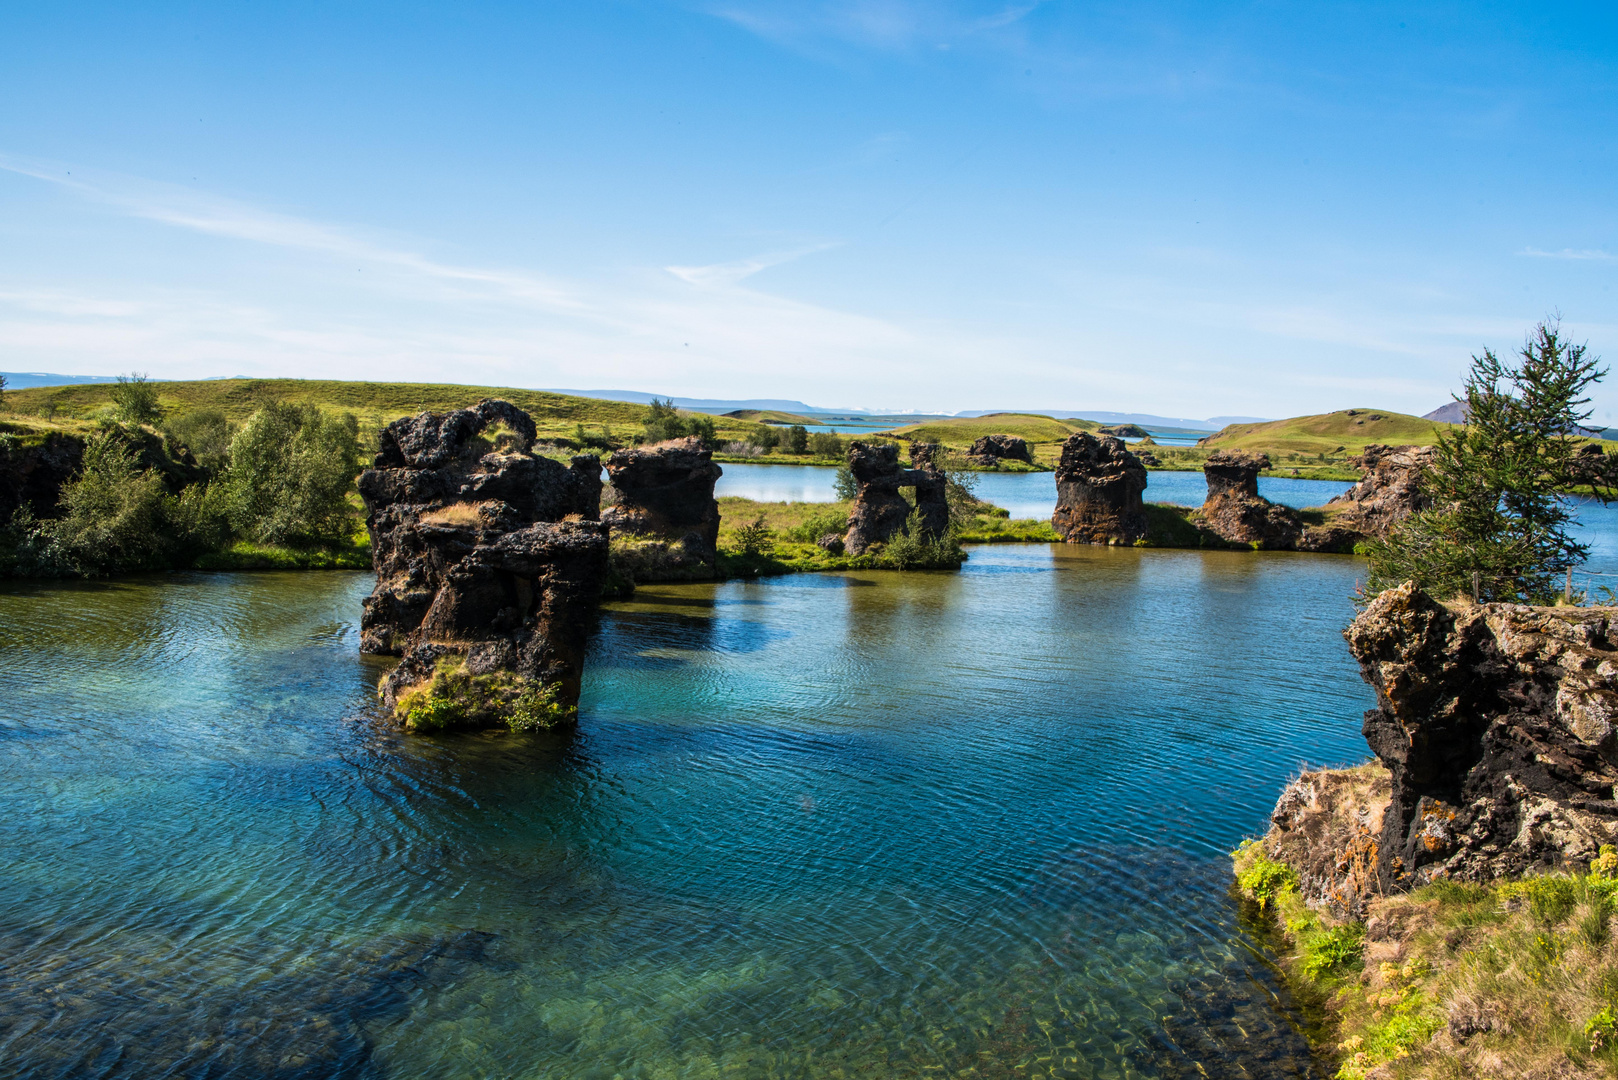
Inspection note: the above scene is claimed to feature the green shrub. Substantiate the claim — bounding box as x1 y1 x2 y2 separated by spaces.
732 515 774 556
880 508 965 570
1589 1006 1618 1052
785 424 808 453
507 683 572 731
40 429 226 575
110 372 162 425
1302 923 1364 979
224 402 361 545
1500 875 1578 925
1233 841 1298 911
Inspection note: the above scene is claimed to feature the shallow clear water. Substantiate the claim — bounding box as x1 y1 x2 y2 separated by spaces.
0 546 1385 1078
715 464 1353 520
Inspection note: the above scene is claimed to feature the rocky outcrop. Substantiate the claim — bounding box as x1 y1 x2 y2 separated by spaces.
1051 433 1147 544
1343 582 1618 889
359 399 608 728
600 436 722 578
843 442 948 555
1198 451 1303 548
0 433 84 522
967 434 1032 467
1324 443 1436 538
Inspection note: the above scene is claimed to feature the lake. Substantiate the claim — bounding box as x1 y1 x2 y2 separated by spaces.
1 544 1381 1079
3 505 1614 1077
716 463 1355 520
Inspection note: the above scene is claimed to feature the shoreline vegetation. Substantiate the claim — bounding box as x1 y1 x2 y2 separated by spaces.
1229 322 1618 1080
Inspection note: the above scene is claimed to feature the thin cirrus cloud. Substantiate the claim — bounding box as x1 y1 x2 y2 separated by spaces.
665 242 842 287
1518 247 1615 262
704 0 1046 51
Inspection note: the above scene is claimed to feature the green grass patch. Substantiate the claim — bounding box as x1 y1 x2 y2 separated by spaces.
191 539 372 570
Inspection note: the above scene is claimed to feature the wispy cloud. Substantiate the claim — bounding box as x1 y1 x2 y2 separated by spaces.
0 155 585 311
665 242 840 287
1518 247 1615 262
705 0 1045 52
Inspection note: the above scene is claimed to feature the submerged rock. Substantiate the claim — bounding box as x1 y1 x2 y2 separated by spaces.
1198 450 1302 549
1323 443 1435 538
600 436 722 579
1050 433 1147 545
1344 582 1618 888
359 399 607 729
843 442 948 555
967 434 1032 467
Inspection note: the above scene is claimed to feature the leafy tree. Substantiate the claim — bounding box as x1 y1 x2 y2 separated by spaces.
110 372 162 426
833 464 858 500
642 398 687 443
808 431 843 457
756 426 781 451
0 373 7 410
1365 319 1612 602
164 408 237 474
224 403 362 544
41 429 225 574
785 424 809 453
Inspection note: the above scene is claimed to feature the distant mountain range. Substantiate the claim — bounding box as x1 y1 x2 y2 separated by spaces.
954 409 1265 432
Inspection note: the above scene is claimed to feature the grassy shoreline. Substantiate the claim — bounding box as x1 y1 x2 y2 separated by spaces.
1234 765 1618 1080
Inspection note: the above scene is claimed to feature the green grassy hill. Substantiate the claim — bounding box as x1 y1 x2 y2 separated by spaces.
1200 408 1451 455
721 409 825 426
2 378 774 446
889 412 1098 446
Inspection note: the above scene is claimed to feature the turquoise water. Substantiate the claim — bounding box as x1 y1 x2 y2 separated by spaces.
714 464 1354 520
0 545 1384 1078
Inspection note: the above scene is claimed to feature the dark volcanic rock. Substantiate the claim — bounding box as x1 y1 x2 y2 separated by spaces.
1324 443 1436 538
1050 433 1147 545
843 442 948 555
1344 582 1618 888
967 434 1032 466
359 399 607 727
0 433 84 522
1198 450 1302 548
600 436 722 577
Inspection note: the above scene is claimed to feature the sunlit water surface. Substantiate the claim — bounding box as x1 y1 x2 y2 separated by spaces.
1 545 1403 1079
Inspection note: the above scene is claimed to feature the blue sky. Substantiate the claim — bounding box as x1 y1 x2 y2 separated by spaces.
1 1 1614 421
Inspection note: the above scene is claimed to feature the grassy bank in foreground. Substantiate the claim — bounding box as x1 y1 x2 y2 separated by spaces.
1235 765 1618 1080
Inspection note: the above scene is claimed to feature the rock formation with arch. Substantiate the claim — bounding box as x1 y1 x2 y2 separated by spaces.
843 442 948 555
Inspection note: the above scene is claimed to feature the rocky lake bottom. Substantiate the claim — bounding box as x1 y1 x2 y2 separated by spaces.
2 491 1614 1079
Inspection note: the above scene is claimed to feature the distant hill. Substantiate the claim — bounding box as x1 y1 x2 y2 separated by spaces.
890 412 1099 446
954 409 1223 431
1423 401 1469 424
545 389 865 415
1200 409 1450 455
0 378 778 445
1 371 121 390
721 409 826 426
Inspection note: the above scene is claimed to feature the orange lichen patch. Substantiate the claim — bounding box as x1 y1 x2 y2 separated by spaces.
1265 762 1390 918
